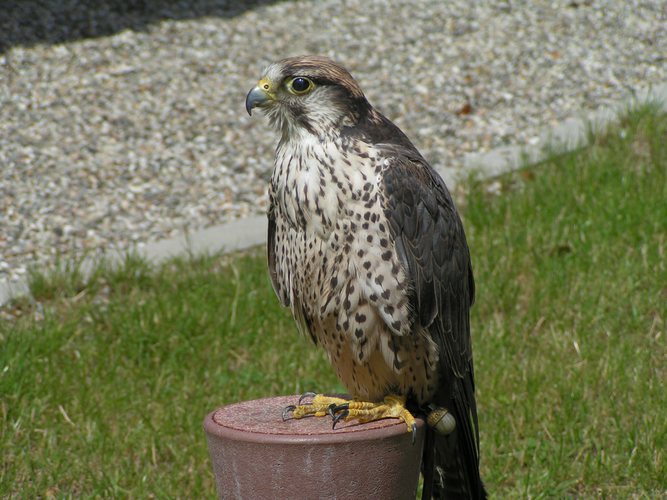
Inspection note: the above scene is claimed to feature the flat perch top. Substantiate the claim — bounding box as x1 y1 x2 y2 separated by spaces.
206 395 424 444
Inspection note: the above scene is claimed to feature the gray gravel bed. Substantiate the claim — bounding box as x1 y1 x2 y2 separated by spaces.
1 0 665 281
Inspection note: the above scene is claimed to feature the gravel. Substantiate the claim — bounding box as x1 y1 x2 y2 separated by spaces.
1 0 665 281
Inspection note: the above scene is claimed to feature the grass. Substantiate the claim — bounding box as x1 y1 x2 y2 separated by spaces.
1 251 338 497
466 105 667 497
1 106 666 497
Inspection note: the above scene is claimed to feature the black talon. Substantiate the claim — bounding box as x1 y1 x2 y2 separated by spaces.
332 409 349 429
327 403 338 419
327 402 349 419
298 392 317 405
282 405 296 421
411 423 417 445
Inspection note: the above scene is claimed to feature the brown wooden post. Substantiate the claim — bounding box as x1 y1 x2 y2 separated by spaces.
204 395 425 499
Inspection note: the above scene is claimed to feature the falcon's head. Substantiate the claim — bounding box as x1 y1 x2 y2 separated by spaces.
245 56 371 138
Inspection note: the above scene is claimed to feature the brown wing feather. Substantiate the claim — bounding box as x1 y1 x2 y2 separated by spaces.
381 143 485 499
382 146 474 374
266 214 288 307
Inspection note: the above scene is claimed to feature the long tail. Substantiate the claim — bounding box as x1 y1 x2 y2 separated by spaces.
422 373 486 499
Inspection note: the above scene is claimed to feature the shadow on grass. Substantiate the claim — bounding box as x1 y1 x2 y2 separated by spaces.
0 0 283 53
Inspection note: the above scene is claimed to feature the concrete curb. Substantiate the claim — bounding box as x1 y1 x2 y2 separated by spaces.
458 82 667 184
2 82 666 307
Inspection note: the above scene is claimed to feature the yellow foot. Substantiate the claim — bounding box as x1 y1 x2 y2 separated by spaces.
283 392 417 442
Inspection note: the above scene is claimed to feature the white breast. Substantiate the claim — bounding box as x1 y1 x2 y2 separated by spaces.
272 135 375 239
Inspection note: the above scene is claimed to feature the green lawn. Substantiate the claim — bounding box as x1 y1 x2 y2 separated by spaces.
2 107 665 497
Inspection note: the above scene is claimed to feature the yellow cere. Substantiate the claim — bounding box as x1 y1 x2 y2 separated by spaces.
258 77 272 92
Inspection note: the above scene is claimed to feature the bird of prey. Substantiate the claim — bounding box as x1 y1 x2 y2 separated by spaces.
246 55 486 499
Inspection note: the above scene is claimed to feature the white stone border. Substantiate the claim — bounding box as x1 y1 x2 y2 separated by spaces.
2 83 666 307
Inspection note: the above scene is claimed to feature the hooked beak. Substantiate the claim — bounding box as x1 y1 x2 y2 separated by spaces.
245 85 271 116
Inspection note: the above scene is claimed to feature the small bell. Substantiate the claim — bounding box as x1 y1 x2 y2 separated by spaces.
427 407 456 435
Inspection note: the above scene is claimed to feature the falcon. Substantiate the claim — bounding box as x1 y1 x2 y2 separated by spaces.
246 56 486 499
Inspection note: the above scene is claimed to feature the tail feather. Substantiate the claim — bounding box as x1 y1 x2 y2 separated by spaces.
422 374 486 499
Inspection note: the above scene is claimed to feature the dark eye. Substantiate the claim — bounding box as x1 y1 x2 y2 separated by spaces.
288 76 314 95
292 77 309 92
